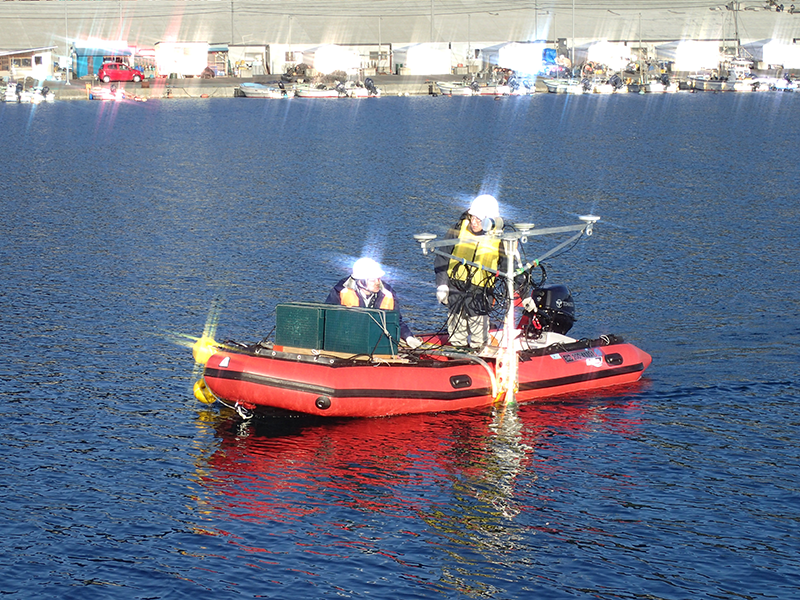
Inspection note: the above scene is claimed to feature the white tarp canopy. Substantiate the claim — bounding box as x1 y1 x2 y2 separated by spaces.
741 40 800 68
655 41 721 72
302 44 360 75
481 42 547 75
572 41 632 71
228 45 267 75
393 43 452 75
154 42 209 77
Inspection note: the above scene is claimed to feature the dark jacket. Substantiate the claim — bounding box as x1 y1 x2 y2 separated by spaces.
325 276 413 340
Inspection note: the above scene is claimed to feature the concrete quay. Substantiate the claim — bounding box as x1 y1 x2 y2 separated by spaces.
44 74 547 100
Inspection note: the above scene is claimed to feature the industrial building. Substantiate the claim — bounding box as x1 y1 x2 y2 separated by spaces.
1 0 799 77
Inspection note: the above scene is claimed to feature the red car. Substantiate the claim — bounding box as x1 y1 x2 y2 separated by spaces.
97 62 144 83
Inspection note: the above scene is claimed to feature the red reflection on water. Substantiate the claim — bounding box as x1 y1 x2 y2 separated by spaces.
194 381 648 529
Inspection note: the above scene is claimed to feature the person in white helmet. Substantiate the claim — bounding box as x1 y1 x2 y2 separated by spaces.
433 194 506 350
326 257 422 349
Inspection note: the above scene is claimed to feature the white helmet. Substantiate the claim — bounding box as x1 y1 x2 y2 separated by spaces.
468 194 500 220
352 257 385 280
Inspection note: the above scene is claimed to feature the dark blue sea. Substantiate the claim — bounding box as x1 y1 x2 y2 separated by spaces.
1 92 798 599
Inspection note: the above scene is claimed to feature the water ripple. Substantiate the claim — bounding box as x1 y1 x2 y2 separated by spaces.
1 95 799 599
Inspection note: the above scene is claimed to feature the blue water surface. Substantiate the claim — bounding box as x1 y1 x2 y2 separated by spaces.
1 92 798 599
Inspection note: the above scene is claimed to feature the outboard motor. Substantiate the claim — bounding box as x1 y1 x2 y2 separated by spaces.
335 82 346 96
524 283 576 335
660 73 670 86
365 77 376 95
508 75 519 92
15 82 23 102
581 78 592 92
609 74 623 90
470 80 480 93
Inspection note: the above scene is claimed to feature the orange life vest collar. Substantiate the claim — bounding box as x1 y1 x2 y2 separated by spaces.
339 279 395 309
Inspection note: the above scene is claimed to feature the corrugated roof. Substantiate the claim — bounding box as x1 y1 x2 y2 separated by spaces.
0 46 57 57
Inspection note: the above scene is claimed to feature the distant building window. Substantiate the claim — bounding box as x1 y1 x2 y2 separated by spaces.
285 52 295 62
12 58 32 68
34 56 42 66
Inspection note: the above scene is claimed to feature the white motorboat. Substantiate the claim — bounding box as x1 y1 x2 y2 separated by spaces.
588 75 627 94
542 79 584 94
436 79 510 96
507 76 537 95
644 79 680 93
343 80 381 98
472 83 511 96
435 81 476 96
769 75 798 92
688 73 714 91
237 82 292 98
294 83 347 98
692 58 764 92
3 83 54 103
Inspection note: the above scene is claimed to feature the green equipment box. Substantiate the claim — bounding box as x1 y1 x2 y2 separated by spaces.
324 306 400 356
275 303 327 350
275 302 400 355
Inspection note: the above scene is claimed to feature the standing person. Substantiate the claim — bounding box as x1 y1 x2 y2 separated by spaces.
326 257 422 349
434 194 505 350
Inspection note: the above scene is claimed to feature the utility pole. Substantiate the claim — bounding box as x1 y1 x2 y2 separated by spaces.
64 2 70 85
430 0 434 43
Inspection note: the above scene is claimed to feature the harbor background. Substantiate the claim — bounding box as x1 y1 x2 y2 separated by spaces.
27 74 513 100
1 0 799 52
3 0 800 96
1 94 799 599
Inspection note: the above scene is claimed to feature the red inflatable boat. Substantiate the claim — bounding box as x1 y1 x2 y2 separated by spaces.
194 333 650 418
191 216 652 418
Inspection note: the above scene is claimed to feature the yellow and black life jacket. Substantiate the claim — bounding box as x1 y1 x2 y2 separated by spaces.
447 220 501 288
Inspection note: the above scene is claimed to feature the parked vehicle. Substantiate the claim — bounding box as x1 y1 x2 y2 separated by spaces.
97 62 143 83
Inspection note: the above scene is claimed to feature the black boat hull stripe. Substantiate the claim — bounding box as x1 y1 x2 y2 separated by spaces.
204 362 645 402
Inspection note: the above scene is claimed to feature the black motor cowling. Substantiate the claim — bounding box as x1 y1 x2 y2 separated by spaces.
529 283 575 334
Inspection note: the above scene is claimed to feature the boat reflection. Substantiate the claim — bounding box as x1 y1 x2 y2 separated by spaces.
192 382 647 543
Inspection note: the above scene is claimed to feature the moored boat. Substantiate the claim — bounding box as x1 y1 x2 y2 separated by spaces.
769 74 798 91
294 83 345 98
691 58 766 92
472 82 511 96
643 74 680 93
688 72 714 91
3 83 54 103
88 86 147 102
435 80 476 96
542 79 584 94
508 76 537 95
435 78 511 96
343 78 382 98
236 82 293 98
191 216 652 419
